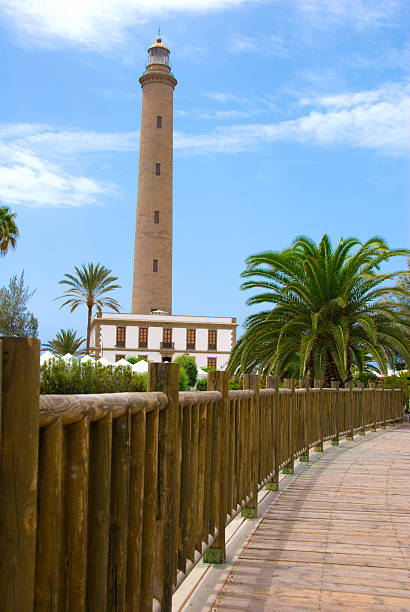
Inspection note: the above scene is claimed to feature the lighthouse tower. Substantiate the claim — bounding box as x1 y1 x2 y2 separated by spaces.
131 37 177 315
90 37 237 367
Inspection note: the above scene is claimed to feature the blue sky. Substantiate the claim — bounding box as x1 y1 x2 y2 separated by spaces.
0 0 409 347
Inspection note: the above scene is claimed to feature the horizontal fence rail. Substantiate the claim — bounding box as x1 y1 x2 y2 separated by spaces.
0 338 405 611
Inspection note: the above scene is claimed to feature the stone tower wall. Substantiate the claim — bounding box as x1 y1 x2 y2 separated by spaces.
131 65 176 314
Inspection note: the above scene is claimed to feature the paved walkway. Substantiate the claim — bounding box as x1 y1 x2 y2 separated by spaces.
212 423 410 611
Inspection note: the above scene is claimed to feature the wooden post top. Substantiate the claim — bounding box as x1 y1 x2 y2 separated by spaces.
266 375 280 391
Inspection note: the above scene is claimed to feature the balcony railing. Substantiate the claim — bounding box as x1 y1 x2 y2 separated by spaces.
186 343 195 350
208 344 217 350
138 342 148 348
160 342 175 349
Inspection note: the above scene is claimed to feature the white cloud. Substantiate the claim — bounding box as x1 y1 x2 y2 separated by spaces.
0 0 252 50
228 33 290 57
230 35 258 54
293 0 400 27
1 81 407 206
14 129 138 155
0 0 402 54
205 92 238 103
175 82 410 155
0 128 117 207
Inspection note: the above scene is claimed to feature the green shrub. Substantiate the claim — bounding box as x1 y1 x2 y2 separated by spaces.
383 371 409 411
40 358 146 394
196 377 207 391
175 355 198 388
229 377 242 390
126 356 148 364
179 366 189 391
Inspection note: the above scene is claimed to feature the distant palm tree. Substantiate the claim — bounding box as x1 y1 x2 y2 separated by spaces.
0 206 19 256
43 328 85 356
57 263 121 354
228 235 410 386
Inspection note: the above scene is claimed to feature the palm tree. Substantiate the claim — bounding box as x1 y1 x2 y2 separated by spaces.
228 235 410 386
0 206 19 256
57 263 121 354
42 328 85 356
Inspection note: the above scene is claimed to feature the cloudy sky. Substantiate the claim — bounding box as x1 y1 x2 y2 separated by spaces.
1 0 409 346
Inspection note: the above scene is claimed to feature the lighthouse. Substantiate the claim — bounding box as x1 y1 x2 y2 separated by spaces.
131 37 177 315
90 37 237 366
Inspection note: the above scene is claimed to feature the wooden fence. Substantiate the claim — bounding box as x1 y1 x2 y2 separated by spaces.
0 338 404 611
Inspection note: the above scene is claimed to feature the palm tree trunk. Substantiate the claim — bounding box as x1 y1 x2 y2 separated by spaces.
86 305 92 355
324 350 343 387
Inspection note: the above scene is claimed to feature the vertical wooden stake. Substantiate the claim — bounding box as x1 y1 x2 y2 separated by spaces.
314 379 324 451
357 382 366 435
147 362 180 610
299 379 310 460
265 376 280 489
0 337 40 612
283 379 295 472
204 371 229 563
331 381 340 445
369 383 377 431
242 374 259 518
345 381 354 439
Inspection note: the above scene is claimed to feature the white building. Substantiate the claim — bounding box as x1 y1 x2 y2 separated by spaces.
90 312 237 369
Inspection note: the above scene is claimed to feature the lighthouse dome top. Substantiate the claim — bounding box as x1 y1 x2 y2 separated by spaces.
147 37 170 68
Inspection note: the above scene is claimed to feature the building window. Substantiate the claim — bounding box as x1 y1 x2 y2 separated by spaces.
153 259 158 272
154 210 160 224
116 326 126 347
208 329 217 350
157 115 162 128
115 354 125 362
186 329 196 350
139 327 148 348
161 328 173 349
207 357 217 370
155 163 161 176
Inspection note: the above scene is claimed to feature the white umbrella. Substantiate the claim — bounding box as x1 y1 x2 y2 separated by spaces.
114 358 132 368
40 351 55 365
62 353 75 363
132 360 149 374
197 368 208 380
80 354 95 364
98 357 112 367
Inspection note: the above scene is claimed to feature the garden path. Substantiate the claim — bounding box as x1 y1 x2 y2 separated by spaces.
211 423 410 611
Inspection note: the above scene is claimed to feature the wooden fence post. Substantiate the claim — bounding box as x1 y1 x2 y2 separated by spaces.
345 381 354 440
314 379 324 452
357 382 366 435
388 387 395 426
242 374 259 519
266 376 280 490
380 384 387 429
204 371 229 563
147 362 180 611
369 383 377 431
331 381 340 445
283 378 295 472
0 337 40 612
299 379 310 461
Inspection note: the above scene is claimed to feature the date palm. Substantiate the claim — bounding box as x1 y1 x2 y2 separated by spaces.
43 328 85 356
57 263 121 354
0 206 19 256
229 235 410 386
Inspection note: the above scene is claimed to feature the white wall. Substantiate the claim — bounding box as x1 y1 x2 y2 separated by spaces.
217 329 232 352
148 326 162 349
102 325 116 348
196 328 208 351
173 327 185 350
